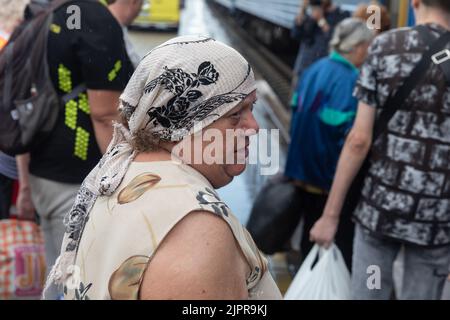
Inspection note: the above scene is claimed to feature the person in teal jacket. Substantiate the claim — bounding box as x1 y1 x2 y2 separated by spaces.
285 18 374 269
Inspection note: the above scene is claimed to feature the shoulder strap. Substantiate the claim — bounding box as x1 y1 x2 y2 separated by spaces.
432 40 450 85
373 26 450 139
62 83 87 104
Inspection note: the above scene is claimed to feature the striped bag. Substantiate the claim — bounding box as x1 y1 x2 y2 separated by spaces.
0 219 46 299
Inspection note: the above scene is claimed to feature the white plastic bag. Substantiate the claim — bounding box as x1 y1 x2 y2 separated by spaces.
284 244 351 300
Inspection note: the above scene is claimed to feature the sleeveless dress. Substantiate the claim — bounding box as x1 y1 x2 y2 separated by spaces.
64 161 282 300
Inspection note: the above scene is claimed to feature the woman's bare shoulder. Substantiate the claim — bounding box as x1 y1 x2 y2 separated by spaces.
139 211 249 300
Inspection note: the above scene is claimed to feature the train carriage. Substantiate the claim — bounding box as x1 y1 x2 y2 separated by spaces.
132 0 181 31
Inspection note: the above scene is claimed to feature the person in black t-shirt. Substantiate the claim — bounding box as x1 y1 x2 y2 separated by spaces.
19 0 134 299
108 0 143 68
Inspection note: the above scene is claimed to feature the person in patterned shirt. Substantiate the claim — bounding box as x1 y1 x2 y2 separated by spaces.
310 0 450 299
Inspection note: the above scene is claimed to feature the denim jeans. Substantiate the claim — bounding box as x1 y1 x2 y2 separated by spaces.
351 223 450 300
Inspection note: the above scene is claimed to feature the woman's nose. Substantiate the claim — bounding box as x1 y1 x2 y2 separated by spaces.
243 109 260 134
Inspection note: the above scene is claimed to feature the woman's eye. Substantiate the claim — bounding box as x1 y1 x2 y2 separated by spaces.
230 111 242 119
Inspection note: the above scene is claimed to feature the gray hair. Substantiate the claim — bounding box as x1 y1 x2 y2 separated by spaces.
330 17 374 54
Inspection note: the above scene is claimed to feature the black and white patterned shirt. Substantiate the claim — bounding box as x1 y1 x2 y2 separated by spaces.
353 23 450 246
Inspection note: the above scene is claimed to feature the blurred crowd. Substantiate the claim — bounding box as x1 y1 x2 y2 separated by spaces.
284 0 450 300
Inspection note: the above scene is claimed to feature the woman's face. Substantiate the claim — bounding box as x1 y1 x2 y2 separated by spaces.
353 41 371 68
173 90 259 188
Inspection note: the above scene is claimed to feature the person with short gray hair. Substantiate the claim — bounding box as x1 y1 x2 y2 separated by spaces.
330 17 376 57
285 17 374 271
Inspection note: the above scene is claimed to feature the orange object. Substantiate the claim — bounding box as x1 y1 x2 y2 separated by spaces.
0 36 7 50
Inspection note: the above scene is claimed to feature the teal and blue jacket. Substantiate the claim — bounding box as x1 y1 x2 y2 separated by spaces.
285 51 359 191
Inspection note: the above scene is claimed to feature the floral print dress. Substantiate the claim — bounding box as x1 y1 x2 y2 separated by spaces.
63 161 282 300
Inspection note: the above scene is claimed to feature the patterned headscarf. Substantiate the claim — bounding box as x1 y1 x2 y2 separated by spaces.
44 35 256 295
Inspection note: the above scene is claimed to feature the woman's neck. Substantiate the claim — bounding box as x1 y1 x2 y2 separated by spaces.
134 149 173 162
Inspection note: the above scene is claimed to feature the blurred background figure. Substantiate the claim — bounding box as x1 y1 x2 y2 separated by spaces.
0 0 28 47
0 0 34 221
285 17 374 270
22 0 134 299
353 0 391 34
108 0 144 67
290 0 349 106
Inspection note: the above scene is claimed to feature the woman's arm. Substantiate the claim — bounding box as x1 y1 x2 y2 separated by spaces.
139 211 250 300
309 102 376 247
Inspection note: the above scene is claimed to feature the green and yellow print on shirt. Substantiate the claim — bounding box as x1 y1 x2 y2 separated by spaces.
58 64 91 161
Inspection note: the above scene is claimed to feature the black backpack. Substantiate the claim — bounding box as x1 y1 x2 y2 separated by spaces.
0 0 73 155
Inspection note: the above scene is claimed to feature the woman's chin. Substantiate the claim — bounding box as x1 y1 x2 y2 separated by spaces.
225 163 247 177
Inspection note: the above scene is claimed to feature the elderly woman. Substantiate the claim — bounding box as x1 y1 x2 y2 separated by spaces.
45 36 282 300
285 18 374 270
